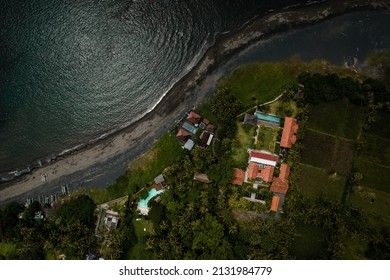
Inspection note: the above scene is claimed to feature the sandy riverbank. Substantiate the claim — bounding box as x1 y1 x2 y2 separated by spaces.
1 0 389 206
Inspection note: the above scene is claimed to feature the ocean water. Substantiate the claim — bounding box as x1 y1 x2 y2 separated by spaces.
0 0 309 174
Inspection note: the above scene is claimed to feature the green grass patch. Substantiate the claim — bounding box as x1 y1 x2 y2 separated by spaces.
298 164 346 202
127 217 153 259
347 187 390 219
354 157 390 193
0 242 17 259
232 122 255 166
219 62 297 109
308 100 365 140
257 126 275 152
289 223 327 259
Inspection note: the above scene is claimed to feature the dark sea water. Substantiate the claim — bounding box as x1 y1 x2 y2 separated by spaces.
0 0 311 174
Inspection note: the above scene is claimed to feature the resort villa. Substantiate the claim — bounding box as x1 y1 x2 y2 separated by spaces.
232 110 299 214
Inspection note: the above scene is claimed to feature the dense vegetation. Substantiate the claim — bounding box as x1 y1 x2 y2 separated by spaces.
1 57 390 259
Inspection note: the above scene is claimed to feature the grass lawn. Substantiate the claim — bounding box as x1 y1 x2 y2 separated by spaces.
0 242 17 259
299 164 346 202
308 100 365 140
289 223 327 259
219 62 297 109
354 157 390 193
257 127 275 152
127 217 153 259
232 122 255 166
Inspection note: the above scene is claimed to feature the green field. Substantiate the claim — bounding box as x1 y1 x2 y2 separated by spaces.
354 157 390 193
361 133 390 166
301 129 354 175
219 62 297 108
301 130 336 169
348 187 390 219
308 100 365 140
298 164 346 202
232 122 255 166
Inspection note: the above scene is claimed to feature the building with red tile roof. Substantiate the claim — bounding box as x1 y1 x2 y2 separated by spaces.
231 168 245 186
187 111 201 125
176 128 191 143
280 117 298 148
250 150 278 167
270 163 290 195
270 196 280 212
246 162 274 182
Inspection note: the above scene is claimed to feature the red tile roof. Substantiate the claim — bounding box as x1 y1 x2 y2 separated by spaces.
279 163 290 182
187 111 201 125
247 162 259 180
176 128 191 142
247 162 275 182
270 177 288 194
231 168 245 185
270 196 280 212
258 165 275 183
250 151 279 162
270 163 290 195
280 117 298 148
203 119 210 125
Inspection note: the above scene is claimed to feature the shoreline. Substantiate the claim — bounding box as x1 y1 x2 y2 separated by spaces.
1 0 389 206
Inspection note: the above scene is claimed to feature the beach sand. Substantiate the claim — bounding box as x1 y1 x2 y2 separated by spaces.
1 0 388 206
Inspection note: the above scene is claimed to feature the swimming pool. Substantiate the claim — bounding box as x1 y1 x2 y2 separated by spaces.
138 188 164 209
256 112 280 123
182 122 198 134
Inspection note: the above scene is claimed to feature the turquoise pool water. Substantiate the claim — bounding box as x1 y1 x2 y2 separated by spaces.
182 122 198 134
138 188 164 209
256 112 280 123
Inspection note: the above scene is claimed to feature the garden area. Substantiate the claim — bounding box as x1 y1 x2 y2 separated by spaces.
255 125 278 153
231 122 255 167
